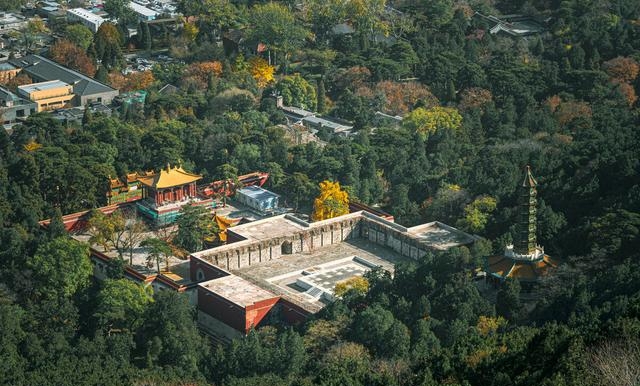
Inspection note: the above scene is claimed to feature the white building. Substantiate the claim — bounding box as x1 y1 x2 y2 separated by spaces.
66 8 106 33
0 12 27 31
129 2 159 21
235 186 280 214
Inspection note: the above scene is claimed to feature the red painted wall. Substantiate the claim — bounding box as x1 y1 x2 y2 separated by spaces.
278 298 311 325
198 286 280 334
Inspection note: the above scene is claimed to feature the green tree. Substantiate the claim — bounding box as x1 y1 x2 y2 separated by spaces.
47 207 67 239
141 237 172 273
139 291 208 376
104 0 135 26
275 74 317 111
95 279 153 331
137 21 152 50
496 279 522 321
247 2 309 69
174 205 213 252
456 196 497 233
26 237 92 300
0 304 26 385
64 24 94 50
93 22 124 70
285 172 315 211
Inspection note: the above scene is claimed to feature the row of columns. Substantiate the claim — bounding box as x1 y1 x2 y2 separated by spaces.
153 183 196 206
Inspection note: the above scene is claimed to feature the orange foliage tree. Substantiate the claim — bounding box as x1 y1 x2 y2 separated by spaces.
602 56 640 83
182 61 223 90
248 57 275 88
357 81 438 116
4 73 32 92
330 66 371 90
49 39 96 77
108 71 155 92
459 87 493 111
554 99 592 126
617 83 638 107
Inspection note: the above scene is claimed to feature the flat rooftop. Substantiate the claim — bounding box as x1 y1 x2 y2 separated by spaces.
18 80 70 93
129 1 159 17
407 221 477 250
232 238 408 312
236 185 280 200
199 275 277 307
0 62 17 71
227 215 305 242
67 8 105 23
213 200 266 222
302 116 353 132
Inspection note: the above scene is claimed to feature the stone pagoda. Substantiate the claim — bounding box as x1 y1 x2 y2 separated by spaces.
486 166 558 284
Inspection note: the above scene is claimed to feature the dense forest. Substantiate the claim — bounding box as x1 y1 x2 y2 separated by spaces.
1 0 640 385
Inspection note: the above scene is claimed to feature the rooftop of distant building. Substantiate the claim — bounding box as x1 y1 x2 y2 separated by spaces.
18 80 71 94
199 275 277 308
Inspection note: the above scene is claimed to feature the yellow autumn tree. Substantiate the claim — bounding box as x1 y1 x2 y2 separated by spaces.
403 106 463 139
182 21 199 42
312 180 349 221
456 196 497 233
476 315 506 336
334 276 369 297
23 140 42 152
248 56 275 88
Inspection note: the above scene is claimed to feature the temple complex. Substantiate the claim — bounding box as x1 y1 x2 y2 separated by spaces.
486 166 558 284
136 165 214 225
107 172 146 205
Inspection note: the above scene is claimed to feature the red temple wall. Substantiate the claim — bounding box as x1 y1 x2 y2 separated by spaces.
278 298 312 325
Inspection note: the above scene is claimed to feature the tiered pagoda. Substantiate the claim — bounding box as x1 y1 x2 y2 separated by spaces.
136 165 213 225
486 166 558 284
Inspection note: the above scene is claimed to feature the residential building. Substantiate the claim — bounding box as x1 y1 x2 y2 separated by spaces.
129 2 159 21
66 8 106 33
9 55 119 106
17 80 74 112
0 12 27 31
0 85 37 130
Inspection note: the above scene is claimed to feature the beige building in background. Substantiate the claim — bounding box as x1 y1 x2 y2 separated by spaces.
18 80 74 112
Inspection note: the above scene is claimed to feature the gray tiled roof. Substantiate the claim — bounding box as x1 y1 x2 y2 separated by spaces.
8 54 117 97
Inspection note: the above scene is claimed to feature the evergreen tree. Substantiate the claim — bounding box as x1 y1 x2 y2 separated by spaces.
496 279 522 321
317 77 326 113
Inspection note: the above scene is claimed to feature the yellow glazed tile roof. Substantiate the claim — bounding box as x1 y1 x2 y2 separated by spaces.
138 166 202 189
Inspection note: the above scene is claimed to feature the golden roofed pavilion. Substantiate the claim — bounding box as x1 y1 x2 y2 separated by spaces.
138 165 202 189
139 165 203 207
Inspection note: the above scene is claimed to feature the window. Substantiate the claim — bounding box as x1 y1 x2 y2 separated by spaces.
196 268 205 281
281 241 292 255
